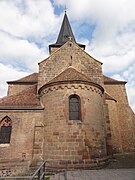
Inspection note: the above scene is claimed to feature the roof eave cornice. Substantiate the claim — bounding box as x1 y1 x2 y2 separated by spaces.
104 81 127 85
38 80 104 95
0 107 44 111
7 81 37 85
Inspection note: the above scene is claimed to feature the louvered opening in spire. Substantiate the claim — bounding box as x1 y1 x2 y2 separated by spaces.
56 12 76 44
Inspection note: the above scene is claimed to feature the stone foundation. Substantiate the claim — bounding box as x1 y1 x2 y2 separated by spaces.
43 157 109 171
0 160 30 177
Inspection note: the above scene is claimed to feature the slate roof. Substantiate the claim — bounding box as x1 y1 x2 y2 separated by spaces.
7 73 38 84
56 12 76 44
103 75 126 84
0 85 43 110
49 12 85 50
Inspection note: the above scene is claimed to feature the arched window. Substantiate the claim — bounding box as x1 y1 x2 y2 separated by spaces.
69 95 81 120
0 116 12 144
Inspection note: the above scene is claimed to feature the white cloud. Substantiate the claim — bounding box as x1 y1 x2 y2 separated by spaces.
0 31 48 71
0 0 62 72
0 63 29 97
0 0 60 39
0 0 60 99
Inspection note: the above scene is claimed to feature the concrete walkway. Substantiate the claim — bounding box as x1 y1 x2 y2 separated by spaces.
50 169 135 180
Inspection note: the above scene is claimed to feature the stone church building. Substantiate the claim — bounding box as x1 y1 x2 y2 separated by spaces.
0 13 135 176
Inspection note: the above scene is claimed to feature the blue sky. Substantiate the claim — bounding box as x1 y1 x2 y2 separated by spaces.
0 0 135 112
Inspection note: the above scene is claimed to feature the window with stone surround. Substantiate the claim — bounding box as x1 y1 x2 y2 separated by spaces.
69 94 81 120
0 116 12 144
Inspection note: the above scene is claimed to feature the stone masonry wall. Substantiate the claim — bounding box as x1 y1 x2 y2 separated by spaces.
105 84 135 152
41 83 106 162
38 41 103 90
0 161 29 177
105 84 128 104
0 110 43 166
50 47 60 54
106 100 122 153
103 103 113 156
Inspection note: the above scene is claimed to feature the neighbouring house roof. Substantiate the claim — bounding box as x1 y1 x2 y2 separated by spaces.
105 92 117 102
103 75 126 85
0 85 43 110
7 73 38 84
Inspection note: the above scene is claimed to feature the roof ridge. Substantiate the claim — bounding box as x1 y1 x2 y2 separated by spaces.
7 72 38 84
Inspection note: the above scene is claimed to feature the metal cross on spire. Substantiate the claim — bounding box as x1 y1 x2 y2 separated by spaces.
64 4 68 13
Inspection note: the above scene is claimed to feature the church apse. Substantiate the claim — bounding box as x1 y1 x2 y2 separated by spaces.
0 11 135 176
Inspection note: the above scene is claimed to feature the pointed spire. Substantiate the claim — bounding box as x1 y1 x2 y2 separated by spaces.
49 12 85 54
56 12 76 44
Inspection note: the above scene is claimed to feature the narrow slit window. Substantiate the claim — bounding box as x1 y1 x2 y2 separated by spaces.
69 95 81 120
0 116 12 144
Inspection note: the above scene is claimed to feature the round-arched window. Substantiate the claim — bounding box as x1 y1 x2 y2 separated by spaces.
69 95 81 120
